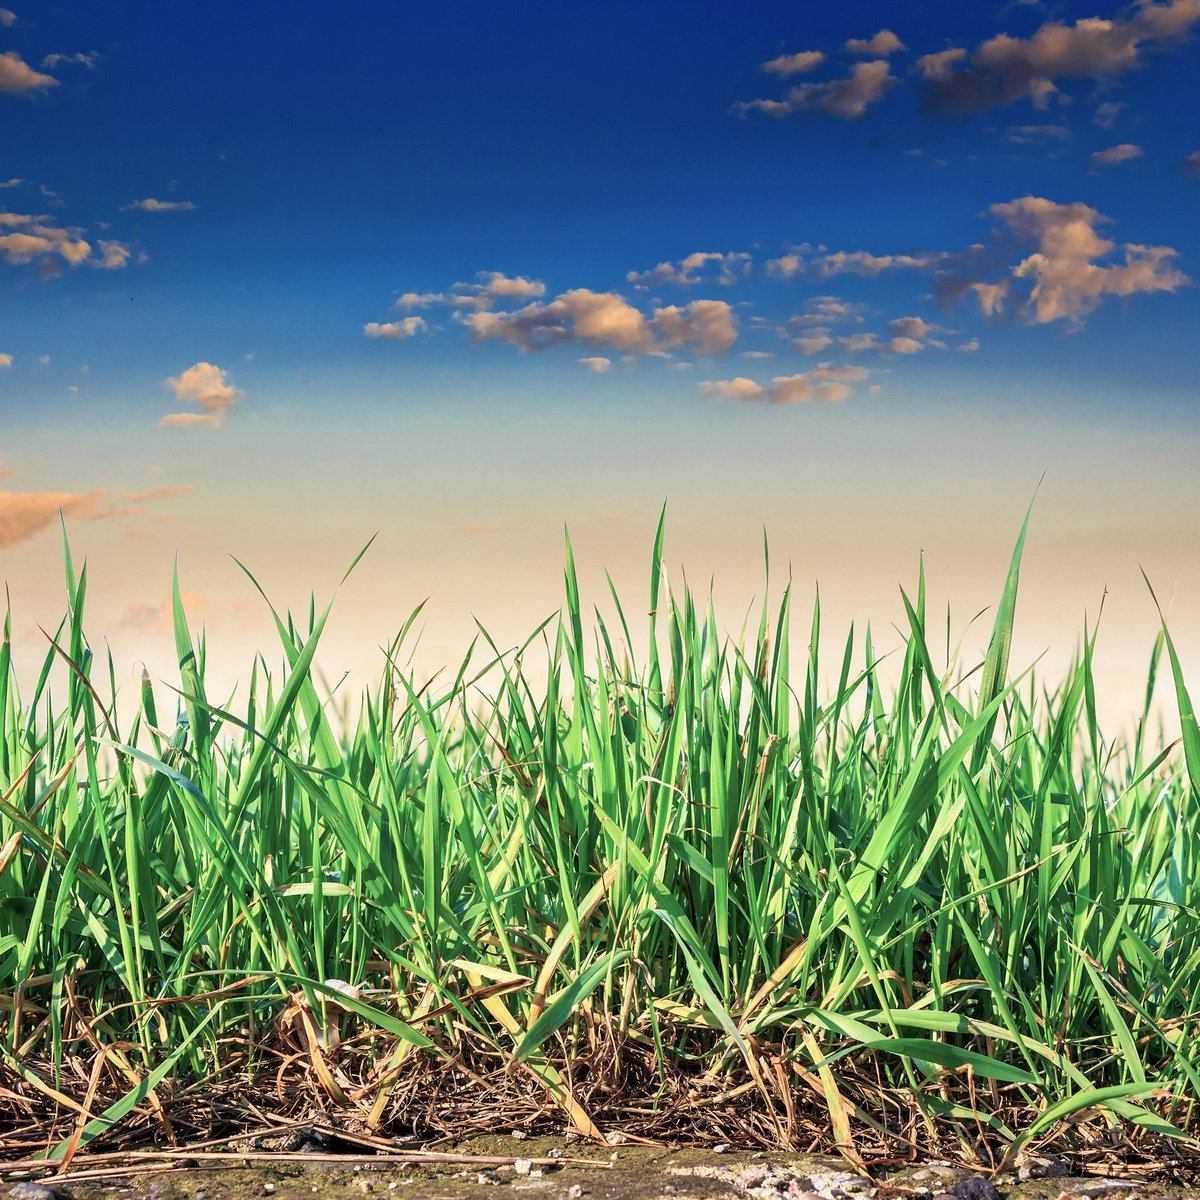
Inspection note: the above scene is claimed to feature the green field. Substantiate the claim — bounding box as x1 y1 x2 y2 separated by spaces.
2 511 1198 1170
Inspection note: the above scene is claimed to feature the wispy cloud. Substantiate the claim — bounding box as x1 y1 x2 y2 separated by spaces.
0 50 56 95
0 9 16 27
918 0 1200 113
702 364 869 405
761 50 825 77
0 352 11 369
1089 142 1143 168
578 356 612 373
0 487 105 548
41 51 96 69
1178 150 1200 173
627 251 751 288
123 197 197 213
738 59 896 120
160 362 243 428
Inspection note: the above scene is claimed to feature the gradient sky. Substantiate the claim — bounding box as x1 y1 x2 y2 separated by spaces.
2 0 1199 730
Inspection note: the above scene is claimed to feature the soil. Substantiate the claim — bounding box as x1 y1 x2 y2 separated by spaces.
5 1138 1198 1200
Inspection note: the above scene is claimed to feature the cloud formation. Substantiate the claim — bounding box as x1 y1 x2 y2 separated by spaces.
364 317 426 339
0 352 10 368
919 1 1200 113
0 50 56 95
578 356 612 373
124 197 197 213
739 59 896 120
1089 143 1142 167
846 30 906 56
0 211 132 272
161 362 243 428
761 50 825 77
0 487 105 548
462 289 738 356
627 251 751 288
974 196 1188 325
702 364 869 405
1179 150 1200 173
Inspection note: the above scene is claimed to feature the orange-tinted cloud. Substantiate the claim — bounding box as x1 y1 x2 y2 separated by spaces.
0 487 104 548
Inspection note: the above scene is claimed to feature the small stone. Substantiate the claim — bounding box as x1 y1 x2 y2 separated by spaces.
513 1130 529 1140
713 1143 731 1154
951 1180 999 1200
477 1170 501 1186
606 1131 629 1146
914 1169 969 1183
515 1160 534 1177
264 1187 277 1197
568 1187 584 1200
1018 1155 1069 1182
663 1188 678 1197
10 1186 58 1200
548 1148 565 1159
356 1181 372 1195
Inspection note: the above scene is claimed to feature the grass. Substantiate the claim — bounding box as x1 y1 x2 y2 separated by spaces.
2 508 1199 1172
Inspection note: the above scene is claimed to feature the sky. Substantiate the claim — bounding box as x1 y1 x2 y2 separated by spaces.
2 0 1199 731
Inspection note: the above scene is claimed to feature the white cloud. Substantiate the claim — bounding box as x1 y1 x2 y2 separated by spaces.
0 9 15 27
980 196 1187 325
1092 100 1124 127
474 270 545 299
919 1 1200 112
888 316 940 340
0 352 11 368
124 197 197 213
462 289 737 356
702 363 869 405
792 332 833 355
161 362 242 428
818 249 936 276
627 251 751 288
0 178 24 189
761 50 825 77
0 211 131 271
958 338 981 352
838 332 879 352
1089 143 1142 167
0 50 56 95
394 290 446 309
1004 123 1070 143
738 59 896 120
364 317 426 339
41 51 97 69
845 30 906 56
887 336 925 354
578 356 612 373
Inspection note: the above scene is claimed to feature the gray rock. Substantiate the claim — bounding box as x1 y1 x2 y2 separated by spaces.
913 1169 971 1184
1058 1183 1140 1200
1018 1155 1069 1182
9 1186 58 1200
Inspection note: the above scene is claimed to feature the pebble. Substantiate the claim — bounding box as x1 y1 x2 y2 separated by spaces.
477 1170 501 1186
606 1131 630 1146
713 1143 731 1154
567 1187 585 1199
9 1186 58 1200
1058 1184 1141 1200
515 1159 534 1176
950 1179 999 1200
263 1187 277 1197
513 1129 529 1140
1017 1155 1069 1181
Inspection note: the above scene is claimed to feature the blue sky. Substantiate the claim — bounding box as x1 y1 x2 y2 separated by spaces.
2 0 1198 722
